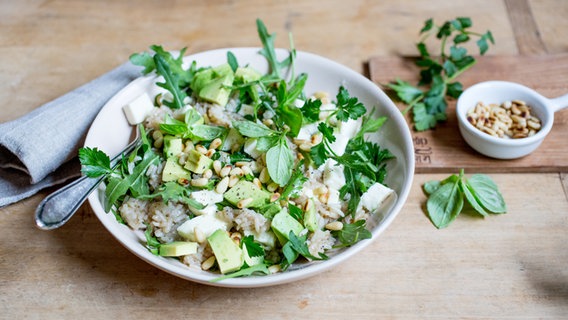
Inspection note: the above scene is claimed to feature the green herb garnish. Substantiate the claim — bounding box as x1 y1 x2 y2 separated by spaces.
423 169 506 228
385 17 494 131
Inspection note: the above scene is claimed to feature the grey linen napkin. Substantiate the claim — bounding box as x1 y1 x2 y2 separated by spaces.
0 62 141 207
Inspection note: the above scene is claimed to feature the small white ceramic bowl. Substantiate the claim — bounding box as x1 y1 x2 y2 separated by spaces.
456 80 568 159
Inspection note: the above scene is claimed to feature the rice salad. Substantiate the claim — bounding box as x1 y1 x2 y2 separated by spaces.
79 20 397 280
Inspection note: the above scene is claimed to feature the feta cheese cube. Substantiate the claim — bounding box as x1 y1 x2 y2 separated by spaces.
188 190 223 216
358 182 394 213
177 213 232 242
329 118 361 156
123 93 154 125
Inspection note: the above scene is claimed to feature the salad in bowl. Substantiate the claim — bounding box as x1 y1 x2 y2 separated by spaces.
81 20 413 286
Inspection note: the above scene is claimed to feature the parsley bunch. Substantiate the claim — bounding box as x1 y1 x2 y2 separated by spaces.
386 17 494 131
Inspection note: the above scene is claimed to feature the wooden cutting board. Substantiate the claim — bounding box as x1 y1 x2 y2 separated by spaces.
369 54 568 173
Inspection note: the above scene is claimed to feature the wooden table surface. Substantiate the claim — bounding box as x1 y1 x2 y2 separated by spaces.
1 0 567 318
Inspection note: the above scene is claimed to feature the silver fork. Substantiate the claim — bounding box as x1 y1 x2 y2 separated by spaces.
35 132 141 230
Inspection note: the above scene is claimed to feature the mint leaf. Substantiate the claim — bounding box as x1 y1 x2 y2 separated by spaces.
266 137 294 186
426 179 464 228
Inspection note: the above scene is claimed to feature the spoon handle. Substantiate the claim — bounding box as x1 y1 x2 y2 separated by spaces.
35 174 105 230
35 137 140 230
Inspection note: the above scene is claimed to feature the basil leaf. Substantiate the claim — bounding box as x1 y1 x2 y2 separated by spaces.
233 120 275 138
190 124 227 141
426 180 464 228
459 179 488 217
266 138 294 186
466 174 506 213
423 180 441 195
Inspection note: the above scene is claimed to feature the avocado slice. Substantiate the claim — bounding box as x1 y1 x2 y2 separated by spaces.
158 241 198 257
303 198 319 232
208 229 244 274
162 157 191 182
163 135 183 158
184 149 213 174
235 66 262 83
198 73 234 106
223 180 271 208
271 209 304 246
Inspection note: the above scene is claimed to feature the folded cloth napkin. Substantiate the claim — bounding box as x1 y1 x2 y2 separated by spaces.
0 62 141 207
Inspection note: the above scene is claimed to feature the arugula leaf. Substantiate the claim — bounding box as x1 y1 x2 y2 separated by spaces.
144 223 161 255
256 19 291 79
227 51 238 72
154 54 187 109
332 220 372 248
288 203 304 223
79 147 113 178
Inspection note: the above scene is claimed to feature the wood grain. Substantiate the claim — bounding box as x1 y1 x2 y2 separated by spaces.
505 0 548 54
369 54 568 173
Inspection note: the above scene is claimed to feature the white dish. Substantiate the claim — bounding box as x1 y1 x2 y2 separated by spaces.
85 47 415 287
456 80 568 159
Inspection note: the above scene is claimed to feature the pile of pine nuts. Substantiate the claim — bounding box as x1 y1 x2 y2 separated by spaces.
466 100 542 139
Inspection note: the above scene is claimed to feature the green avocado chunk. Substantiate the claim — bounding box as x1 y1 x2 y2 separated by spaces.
191 63 235 106
223 180 270 208
271 209 304 246
159 241 198 257
163 135 183 158
208 229 244 274
235 66 262 83
162 157 191 182
184 149 213 174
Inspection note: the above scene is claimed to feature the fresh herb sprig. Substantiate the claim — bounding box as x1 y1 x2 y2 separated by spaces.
386 17 494 131
423 169 506 228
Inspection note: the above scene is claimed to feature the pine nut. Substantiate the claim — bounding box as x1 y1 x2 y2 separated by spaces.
220 165 232 178
235 161 249 167
228 175 240 188
237 197 253 208
215 176 230 194
252 178 262 189
259 167 270 184
202 169 213 179
325 221 343 231
213 160 222 175
268 264 281 274
201 256 216 271
230 232 242 245
241 165 253 176
210 138 222 150
270 193 280 202
195 144 208 154
190 178 209 187
229 167 244 177
313 186 328 195
267 182 279 192
206 149 216 158
153 137 163 149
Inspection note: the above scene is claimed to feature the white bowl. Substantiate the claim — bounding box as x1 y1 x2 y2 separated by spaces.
456 80 568 159
84 48 414 287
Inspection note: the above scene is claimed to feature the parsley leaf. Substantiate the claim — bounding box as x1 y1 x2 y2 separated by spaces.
334 86 366 121
301 99 322 123
241 235 264 258
79 147 113 178
385 17 494 130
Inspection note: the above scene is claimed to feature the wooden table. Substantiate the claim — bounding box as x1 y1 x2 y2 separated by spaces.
1 0 567 318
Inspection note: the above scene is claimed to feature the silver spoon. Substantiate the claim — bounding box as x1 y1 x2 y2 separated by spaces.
35 135 140 230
